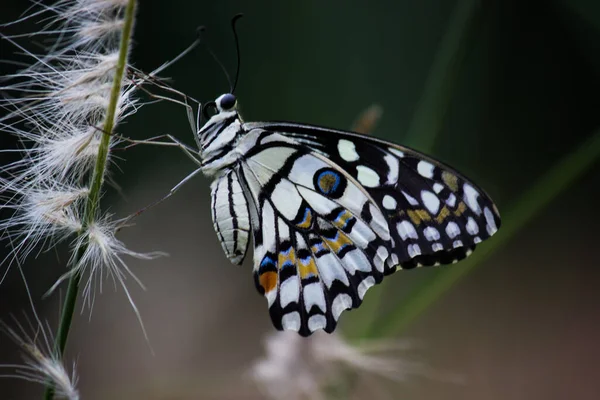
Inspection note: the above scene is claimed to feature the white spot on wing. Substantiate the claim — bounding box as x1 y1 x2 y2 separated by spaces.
397 220 418 241
262 202 277 253
374 246 389 272
280 276 300 308
338 139 360 162
281 312 301 331
384 154 399 184
421 190 440 214
433 183 444 193
402 191 419 206
316 253 349 288
308 315 327 332
356 165 380 188
265 288 277 307
347 219 377 249
389 148 404 158
432 242 444 252
332 294 353 321
446 193 457 208
382 195 397 210
424 227 440 241
417 161 435 178
484 207 498 235
341 248 372 274
357 276 376 299
466 217 479 235
408 244 421 258
303 283 326 312
445 222 460 239
463 184 481 214
369 203 390 240
271 180 302 220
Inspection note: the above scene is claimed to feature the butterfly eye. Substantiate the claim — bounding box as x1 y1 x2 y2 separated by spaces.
219 93 237 110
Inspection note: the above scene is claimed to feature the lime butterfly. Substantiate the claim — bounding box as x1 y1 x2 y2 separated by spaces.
196 92 500 336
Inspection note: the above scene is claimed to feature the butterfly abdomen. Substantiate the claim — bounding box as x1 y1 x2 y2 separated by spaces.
210 170 250 265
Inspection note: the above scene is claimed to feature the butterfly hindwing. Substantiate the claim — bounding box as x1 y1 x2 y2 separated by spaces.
237 131 396 335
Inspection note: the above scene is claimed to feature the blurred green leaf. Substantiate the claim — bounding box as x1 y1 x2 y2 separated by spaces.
405 0 481 150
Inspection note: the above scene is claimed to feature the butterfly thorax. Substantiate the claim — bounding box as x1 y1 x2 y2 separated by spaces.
198 94 247 177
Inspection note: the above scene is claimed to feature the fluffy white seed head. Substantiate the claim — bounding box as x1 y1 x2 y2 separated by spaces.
249 331 427 400
0 183 86 269
47 218 166 313
0 0 157 322
1 320 79 400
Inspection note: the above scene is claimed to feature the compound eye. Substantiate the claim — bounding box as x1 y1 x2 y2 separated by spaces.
219 93 237 110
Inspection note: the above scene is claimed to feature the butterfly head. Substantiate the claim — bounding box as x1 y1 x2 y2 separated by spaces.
216 93 237 112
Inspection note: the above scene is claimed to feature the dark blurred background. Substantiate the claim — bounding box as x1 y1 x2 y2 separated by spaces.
1 0 599 399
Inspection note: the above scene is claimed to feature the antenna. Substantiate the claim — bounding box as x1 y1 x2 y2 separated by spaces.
231 13 244 94
196 26 233 91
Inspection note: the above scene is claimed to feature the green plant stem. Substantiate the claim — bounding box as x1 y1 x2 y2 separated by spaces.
43 1 136 399
369 130 600 338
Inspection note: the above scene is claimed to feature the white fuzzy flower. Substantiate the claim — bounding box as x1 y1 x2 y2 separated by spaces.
49 217 166 311
0 320 80 400
0 182 86 270
250 331 427 400
0 0 158 312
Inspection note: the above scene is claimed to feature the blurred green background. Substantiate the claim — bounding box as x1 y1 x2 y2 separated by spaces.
1 0 599 399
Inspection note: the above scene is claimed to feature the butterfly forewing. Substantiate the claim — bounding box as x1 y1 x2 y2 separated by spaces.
247 122 501 268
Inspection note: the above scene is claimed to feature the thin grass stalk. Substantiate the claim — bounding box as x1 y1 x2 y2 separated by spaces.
43 1 137 398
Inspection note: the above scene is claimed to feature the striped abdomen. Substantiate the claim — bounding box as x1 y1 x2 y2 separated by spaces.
210 169 250 265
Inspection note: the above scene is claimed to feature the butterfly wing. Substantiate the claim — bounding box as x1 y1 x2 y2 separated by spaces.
238 123 500 335
246 122 501 268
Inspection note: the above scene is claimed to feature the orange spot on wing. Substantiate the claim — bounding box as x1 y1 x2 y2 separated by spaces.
259 271 277 293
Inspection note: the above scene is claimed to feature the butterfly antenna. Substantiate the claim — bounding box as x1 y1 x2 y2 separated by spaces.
196 26 233 91
231 13 244 94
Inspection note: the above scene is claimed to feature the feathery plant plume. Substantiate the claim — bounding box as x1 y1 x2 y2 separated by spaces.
0 0 164 397
1 315 80 400
1 267 79 400
249 331 431 400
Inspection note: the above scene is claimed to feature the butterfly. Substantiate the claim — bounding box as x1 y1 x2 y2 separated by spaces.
197 92 501 336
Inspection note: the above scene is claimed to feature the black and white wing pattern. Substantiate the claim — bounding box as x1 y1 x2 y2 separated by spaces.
236 123 500 336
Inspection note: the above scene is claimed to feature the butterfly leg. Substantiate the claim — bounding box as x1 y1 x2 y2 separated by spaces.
116 134 202 166
117 166 203 228
128 67 199 135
